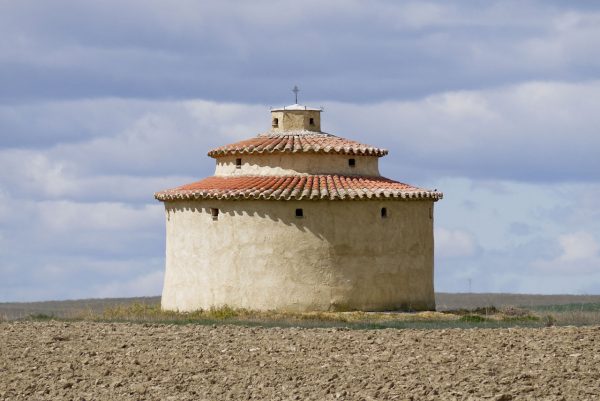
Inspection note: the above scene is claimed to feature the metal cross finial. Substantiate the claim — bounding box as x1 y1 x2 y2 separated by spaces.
292 85 300 104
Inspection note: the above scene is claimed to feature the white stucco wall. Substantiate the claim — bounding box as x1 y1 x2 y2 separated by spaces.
161 199 435 312
214 154 380 177
270 110 321 132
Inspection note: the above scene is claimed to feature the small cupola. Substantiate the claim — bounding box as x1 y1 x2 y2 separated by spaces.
270 86 322 132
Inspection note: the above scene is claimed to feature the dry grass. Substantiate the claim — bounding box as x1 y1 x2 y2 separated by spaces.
84 303 462 324
21 302 555 329
3 294 600 328
93 302 600 328
528 303 600 326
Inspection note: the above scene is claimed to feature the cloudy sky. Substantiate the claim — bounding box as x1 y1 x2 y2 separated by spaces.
1 1 600 301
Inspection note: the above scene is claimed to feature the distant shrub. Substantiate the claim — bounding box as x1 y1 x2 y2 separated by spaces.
447 306 497 316
543 315 556 327
502 315 539 322
459 314 488 323
501 306 530 317
28 313 55 321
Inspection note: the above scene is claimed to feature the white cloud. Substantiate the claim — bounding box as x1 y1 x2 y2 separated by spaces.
91 270 164 299
0 150 75 197
432 177 600 294
329 80 600 182
389 2 448 29
6 81 599 205
532 232 600 274
0 256 164 302
0 195 164 268
0 99 268 203
2 0 600 302
34 201 161 232
3 85 600 299
435 227 478 259
558 232 600 261
518 11 600 68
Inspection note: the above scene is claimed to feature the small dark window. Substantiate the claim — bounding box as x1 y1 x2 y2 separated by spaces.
295 208 304 218
429 206 433 220
381 207 388 218
235 158 242 169
349 158 356 167
272 118 279 127
211 208 219 221
309 117 315 126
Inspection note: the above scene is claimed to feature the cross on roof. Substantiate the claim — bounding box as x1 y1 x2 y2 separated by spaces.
292 85 300 104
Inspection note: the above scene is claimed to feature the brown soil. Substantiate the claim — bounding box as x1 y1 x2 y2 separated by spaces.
1 322 599 401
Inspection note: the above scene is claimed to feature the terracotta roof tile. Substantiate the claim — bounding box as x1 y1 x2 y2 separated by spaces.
207 131 388 158
155 175 443 201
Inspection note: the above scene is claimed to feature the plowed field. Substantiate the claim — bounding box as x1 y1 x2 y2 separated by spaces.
1 322 599 401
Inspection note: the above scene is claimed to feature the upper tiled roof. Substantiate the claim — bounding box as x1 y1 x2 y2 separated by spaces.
207 131 388 158
155 175 442 201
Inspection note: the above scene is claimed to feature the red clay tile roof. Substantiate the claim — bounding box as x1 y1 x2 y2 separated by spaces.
207 131 388 158
155 175 442 201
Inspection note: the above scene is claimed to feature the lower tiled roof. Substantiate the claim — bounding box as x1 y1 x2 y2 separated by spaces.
155 175 443 201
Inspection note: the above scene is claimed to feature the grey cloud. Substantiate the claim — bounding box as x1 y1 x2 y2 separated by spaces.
536 185 600 227
0 99 162 148
2 1 600 301
1 1 600 103
0 99 266 194
328 81 600 183
2 92 599 299
0 194 165 301
436 233 600 294
433 179 600 294
0 256 164 302
2 80 600 210
0 197 163 257
508 222 533 236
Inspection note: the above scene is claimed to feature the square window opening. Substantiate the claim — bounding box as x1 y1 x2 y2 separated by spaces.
211 208 219 221
309 117 315 125
235 158 242 169
272 118 279 127
349 158 356 167
295 208 304 218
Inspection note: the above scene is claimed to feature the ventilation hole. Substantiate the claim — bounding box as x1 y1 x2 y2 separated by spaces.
381 207 388 218
211 208 219 221
235 158 242 169
295 208 304 218
349 158 356 167
272 117 279 127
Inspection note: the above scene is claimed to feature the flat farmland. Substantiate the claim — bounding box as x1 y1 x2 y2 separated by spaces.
3 293 600 320
2 294 600 400
1 321 599 401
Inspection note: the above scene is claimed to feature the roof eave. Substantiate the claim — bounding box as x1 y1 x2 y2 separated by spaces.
207 149 389 158
155 191 443 202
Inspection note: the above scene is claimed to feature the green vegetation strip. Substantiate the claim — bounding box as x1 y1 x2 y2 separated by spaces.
6 302 568 330
5 301 599 328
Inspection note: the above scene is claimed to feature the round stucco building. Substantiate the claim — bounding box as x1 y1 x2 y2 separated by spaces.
155 104 443 312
